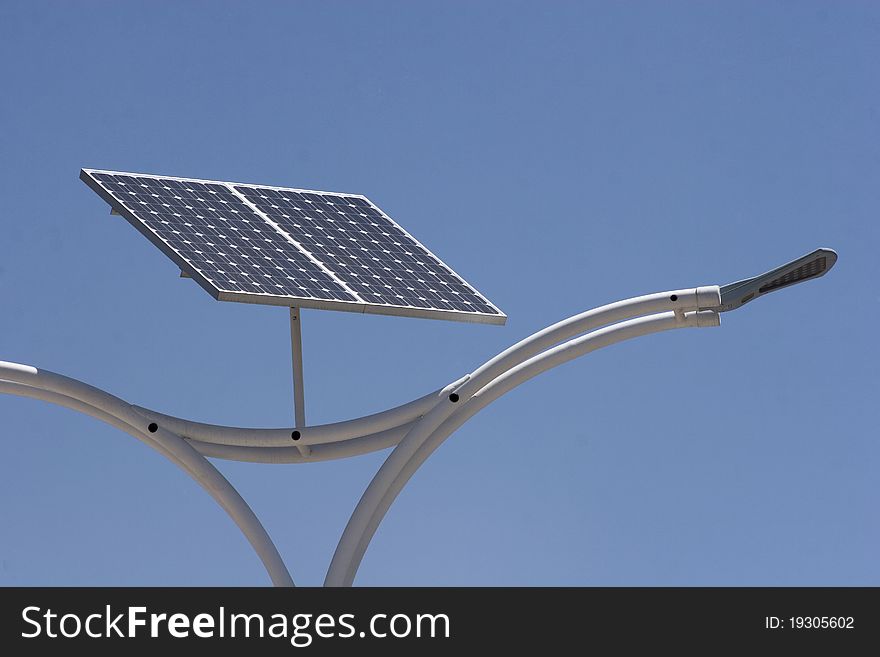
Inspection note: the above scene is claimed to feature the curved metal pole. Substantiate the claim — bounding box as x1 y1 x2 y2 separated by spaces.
0 251 836 589
454 286 720 401
325 309 720 586
0 380 202 472
1 288 723 588
0 364 295 587
123 289 715 451
188 424 412 463
324 287 721 586
132 375 468 448
0 381 241 501
131 289 716 452
345 310 721 586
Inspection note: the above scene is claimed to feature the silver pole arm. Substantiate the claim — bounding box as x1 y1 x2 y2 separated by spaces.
0 287 722 588
0 362 295 587
188 424 412 463
331 310 720 586
327 308 720 586
3 252 839 588
131 375 469 448
456 287 720 400
324 287 721 587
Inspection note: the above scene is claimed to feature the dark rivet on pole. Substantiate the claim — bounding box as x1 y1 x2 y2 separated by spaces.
449 393 460 403
670 294 678 301
291 430 301 441
148 423 158 433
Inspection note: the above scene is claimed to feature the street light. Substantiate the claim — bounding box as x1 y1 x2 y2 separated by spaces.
0 246 838 586
718 248 837 313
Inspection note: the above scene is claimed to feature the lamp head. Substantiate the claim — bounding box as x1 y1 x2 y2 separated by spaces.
718 248 837 313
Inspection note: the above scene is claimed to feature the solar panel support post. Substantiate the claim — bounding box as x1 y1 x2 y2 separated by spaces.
289 306 310 458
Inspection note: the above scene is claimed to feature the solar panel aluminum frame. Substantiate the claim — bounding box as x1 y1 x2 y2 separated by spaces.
80 169 507 325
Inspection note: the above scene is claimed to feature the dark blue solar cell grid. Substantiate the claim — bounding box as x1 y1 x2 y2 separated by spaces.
88 173 355 302
235 186 500 315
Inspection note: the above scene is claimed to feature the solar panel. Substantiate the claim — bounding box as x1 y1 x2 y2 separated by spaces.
80 169 506 325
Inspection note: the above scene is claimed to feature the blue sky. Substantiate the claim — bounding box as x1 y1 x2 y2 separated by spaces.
1 1 877 586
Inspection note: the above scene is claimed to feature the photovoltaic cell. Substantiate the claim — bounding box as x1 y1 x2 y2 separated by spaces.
235 185 500 316
80 169 505 324
83 172 355 303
